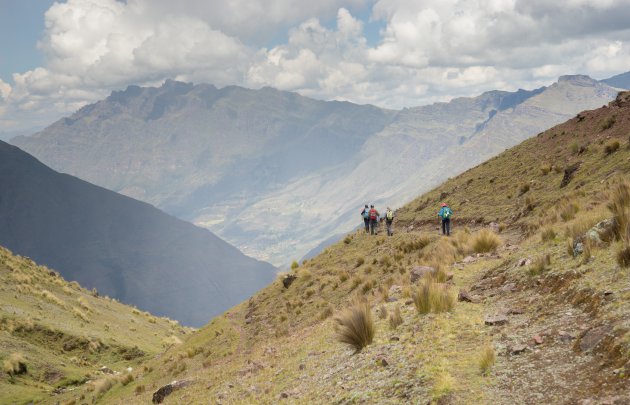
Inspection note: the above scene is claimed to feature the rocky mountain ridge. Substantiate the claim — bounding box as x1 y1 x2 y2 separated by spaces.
12 75 622 265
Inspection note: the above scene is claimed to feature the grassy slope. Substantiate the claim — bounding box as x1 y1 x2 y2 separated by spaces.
77 92 630 403
0 246 192 405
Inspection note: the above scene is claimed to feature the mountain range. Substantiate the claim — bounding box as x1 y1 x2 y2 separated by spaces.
11 74 625 265
0 141 275 326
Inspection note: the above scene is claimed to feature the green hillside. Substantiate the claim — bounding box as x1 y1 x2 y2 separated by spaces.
8 91 630 404
0 246 192 405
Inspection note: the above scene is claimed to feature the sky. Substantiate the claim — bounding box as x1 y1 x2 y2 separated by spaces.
1 0 630 134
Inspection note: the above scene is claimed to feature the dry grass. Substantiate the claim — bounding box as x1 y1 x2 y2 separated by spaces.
389 305 403 329
529 254 551 276
558 201 580 222
608 182 630 242
541 227 556 242
604 140 620 155
93 377 116 397
3 353 26 376
470 229 501 253
334 301 375 353
617 244 630 268
412 280 455 314
540 164 552 175
479 345 496 376
40 289 66 308
378 304 387 319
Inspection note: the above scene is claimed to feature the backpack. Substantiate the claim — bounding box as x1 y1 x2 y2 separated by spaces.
443 207 452 219
386 210 393 221
362 209 369 219
369 209 377 220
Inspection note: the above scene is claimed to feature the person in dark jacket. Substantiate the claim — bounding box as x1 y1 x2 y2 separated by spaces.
438 203 453 236
360 204 370 233
369 205 380 235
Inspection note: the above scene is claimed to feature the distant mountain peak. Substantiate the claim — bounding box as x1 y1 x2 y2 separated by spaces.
557 74 597 85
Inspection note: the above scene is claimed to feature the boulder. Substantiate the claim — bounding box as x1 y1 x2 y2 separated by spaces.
509 344 528 355
488 222 500 233
152 380 194 404
457 290 478 303
410 266 436 283
575 325 613 352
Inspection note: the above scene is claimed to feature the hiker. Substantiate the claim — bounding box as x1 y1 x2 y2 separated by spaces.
438 203 453 236
385 207 394 236
369 205 380 235
360 204 370 233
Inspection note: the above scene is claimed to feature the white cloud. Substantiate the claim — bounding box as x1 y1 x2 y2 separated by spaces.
2 0 630 131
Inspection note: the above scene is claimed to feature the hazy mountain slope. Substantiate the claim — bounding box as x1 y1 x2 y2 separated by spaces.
0 246 191 404
12 77 619 266
602 71 630 89
0 141 275 326
98 92 630 404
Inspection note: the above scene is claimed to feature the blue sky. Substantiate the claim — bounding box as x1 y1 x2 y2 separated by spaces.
0 0 55 82
1 0 630 134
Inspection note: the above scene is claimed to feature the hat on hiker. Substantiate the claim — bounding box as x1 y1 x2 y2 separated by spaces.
365 204 368 208
441 203 447 207
370 205 374 208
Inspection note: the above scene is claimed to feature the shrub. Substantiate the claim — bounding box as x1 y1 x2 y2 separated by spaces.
334 301 375 352
291 261 299 270
412 280 454 314
604 140 620 155
355 257 364 268
471 229 501 253
479 345 496 375
617 244 630 268
344 236 352 244
94 377 116 397
134 385 146 395
119 373 134 386
389 305 403 329
607 182 630 241
541 227 556 242
570 141 579 154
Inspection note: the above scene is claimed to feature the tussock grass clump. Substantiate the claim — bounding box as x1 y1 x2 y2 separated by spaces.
529 254 551 275
600 115 616 131
519 183 530 195
412 280 454 314
3 353 27 376
471 229 501 253
119 373 134 386
40 290 65 308
607 182 630 242
334 301 375 352
355 257 365 268
479 345 496 376
540 164 552 175
378 304 388 319
291 261 299 270
558 201 580 222
617 244 630 268
389 305 403 329
604 140 620 155
398 235 432 253
541 227 556 242
93 377 116 397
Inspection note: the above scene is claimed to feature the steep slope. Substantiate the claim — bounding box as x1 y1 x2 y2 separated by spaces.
0 246 191 405
0 141 275 327
91 92 630 404
12 77 619 266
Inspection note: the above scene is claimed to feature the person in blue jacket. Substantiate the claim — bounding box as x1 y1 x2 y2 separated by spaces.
360 204 370 233
438 203 453 236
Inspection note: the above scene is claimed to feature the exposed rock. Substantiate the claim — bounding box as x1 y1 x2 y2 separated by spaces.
560 162 580 188
575 325 613 352
558 331 576 344
488 222 500 233
152 380 194 404
532 335 543 345
507 308 524 315
462 256 476 264
282 274 297 289
517 258 532 267
500 283 517 293
457 290 479 303
279 392 289 399
484 315 509 326
99 366 114 375
509 344 528 355
410 266 436 283
388 285 402 299
446 272 454 281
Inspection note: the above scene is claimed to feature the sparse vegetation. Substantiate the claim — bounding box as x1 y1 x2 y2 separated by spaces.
617 244 630 268
558 201 580 222
334 301 375 352
291 260 299 270
529 254 551 275
604 140 620 155
541 227 556 242
471 229 501 253
3 353 27 376
540 164 552 175
412 280 454 314
519 183 530 195
389 305 403 329
600 115 616 131
479 345 496 375
608 182 630 241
